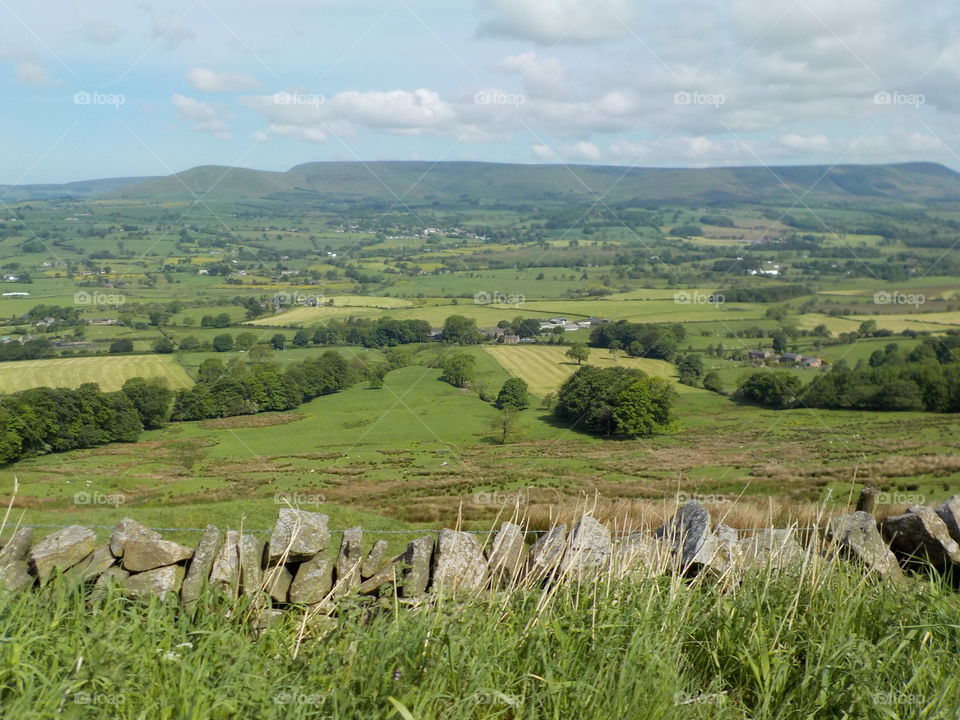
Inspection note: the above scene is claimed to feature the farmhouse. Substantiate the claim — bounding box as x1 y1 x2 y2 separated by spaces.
748 349 775 361
802 356 823 368
780 352 803 364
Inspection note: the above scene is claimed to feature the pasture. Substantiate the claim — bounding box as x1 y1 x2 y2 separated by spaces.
0 355 193 393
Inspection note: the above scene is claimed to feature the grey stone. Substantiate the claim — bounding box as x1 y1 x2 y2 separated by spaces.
289 554 334 604
655 501 716 570
238 534 266 596
361 539 391 578
880 507 960 574
122 538 193 572
0 561 33 592
209 531 241 596
109 518 161 558
264 565 293 603
716 524 739 545
486 522 527 587
935 495 960 544
0 527 33 566
561 516 612 581
358 561 401 595
181 525 221 607
30 526 96 582
737 529 805 572
827 512 903 578
400 535 434 597
123 565 184 598
65 545 115 583
92 566 130 598
333 527 363 597
526 524 567 583
267 509 330 563
432 529 487 595
613 533 668 579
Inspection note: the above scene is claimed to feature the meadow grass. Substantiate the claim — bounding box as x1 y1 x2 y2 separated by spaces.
0 355 193 393
1 552 958 719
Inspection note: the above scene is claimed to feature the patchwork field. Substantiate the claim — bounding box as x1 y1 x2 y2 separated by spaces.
483 344 682 397
0 355 193 393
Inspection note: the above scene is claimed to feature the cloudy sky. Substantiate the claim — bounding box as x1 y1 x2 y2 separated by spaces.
1 0 958 183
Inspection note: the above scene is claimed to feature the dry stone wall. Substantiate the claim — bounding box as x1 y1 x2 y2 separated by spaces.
2 497 960 604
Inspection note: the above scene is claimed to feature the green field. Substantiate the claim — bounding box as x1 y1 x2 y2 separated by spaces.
0 355 193 393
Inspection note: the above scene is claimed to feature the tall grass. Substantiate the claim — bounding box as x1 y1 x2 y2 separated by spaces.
1 553 959 719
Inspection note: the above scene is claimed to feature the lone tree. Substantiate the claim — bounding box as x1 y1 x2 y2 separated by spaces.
489 408 523 445
495 377 530 410
441 352 475 388
566 343 590 365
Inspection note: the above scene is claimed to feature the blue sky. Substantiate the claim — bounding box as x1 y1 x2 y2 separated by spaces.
1 0 958 183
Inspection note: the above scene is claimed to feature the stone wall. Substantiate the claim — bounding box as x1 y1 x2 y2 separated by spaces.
1 497 959 605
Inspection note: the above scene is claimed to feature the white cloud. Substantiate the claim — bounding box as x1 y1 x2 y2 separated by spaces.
531 143 557 160
477 0 636 43
139 2 194 49
15 61 58 87
171 94 231 139
559 141 601 161
186 67 261 92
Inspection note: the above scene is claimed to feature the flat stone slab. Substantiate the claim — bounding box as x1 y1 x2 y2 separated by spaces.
361 540 391 578
827 512 902 578
264 565 293 603
290 554 334 604
561 516 611 581
432 529 487 595
122 538 194 572
334 527 363 597
30 526 96 582
109 518 161 558
268 509 330 563
238 534 266 596
737 529 806 572
181 525 221 607
656 501 716 570
526 524 567 583
209 531 241 596
400 536 434 598
0 527 33 566
65 545 116 583
123 565 185 599
935 495 960 545
0 561 33 592
487 522 527 587
880 507 960 574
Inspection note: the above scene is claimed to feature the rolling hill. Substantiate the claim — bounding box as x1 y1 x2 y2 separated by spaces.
112 160 960 205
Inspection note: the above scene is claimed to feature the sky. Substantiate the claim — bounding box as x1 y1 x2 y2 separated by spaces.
1 0 959 184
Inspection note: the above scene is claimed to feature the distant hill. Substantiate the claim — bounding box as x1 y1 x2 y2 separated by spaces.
0 176 154 202
9 161 960 205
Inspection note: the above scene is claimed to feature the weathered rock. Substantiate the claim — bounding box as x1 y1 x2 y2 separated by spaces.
613 533 668 579
333 527 363 597
935 495 960 545
361 539 391 578
561 516 612 581
92 566 130 599
109 518 161 558
0 527 33 566
289 554 334 604
880 507 960 574
267 509 330 563
400 535 434 597
209 531 241 596
526 524 567 583
123 565 184 598
65 545 115 583
358 561 400 595
30 526 96 582
737 529 805 572
122 538 194 572
238 534 266 596
264 565 293 603
656 501 716 571
181 525 221 607
432 529 487 595
827 512 902 578
716 524 739 545
0 561 33 592
486 522 527 587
